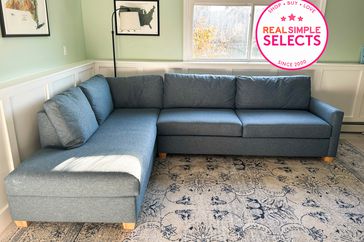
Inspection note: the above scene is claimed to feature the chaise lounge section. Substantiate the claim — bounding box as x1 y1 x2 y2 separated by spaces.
5 73 344 229
5 75 163 230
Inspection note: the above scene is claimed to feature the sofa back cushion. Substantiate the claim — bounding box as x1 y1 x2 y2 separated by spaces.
79 75 114 125
37 111 62 148
236 75 311 109
44 87 99 149
107 75 163 108
164 73 236 108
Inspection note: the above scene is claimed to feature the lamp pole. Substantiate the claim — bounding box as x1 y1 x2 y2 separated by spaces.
111 8 122 78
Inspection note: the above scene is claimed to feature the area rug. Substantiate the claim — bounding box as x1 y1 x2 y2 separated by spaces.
1 142 363 242
336 140 364 183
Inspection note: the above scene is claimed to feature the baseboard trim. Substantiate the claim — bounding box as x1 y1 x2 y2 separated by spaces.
0 205 12 235
342 124 364 133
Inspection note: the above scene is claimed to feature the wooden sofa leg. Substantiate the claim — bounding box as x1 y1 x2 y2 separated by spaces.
322 156 334 164
159 152 167 159
14 221 30 228
122 223 136 231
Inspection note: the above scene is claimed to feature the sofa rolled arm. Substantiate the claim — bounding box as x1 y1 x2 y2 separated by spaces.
309 97 344 157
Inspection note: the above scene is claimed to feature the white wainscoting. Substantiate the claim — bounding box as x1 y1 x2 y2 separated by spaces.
0 60 363 234
0 61 95 234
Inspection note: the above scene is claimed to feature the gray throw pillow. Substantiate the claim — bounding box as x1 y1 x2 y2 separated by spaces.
44 87 99 149
37 111 62 148
79 75 114 124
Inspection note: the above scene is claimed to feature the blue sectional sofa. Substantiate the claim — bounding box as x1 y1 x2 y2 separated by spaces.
5 73 344 229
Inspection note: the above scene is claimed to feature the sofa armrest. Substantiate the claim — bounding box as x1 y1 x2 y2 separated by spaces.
309 97 344 157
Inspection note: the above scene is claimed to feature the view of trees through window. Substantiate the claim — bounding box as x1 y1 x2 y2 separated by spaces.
250 6 266 59
193 5 266 60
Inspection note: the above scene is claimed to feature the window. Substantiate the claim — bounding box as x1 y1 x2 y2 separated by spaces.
183 0 326 61
193 5 252 59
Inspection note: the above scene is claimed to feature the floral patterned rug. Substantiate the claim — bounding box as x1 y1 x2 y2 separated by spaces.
1 141 363 242
336 140 364 183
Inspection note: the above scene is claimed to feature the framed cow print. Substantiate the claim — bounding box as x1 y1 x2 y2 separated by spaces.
114 0 159 36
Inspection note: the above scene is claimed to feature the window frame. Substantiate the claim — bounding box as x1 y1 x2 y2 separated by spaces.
183 0 327 62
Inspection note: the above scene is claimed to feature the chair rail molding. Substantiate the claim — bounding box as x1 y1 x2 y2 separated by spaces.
0 59 363 234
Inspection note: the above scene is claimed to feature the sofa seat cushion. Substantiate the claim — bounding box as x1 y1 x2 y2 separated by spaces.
158 109 242 137
236 110 331 138
5 109 159 198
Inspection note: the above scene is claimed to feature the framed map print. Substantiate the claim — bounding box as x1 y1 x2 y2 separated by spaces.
114 0 159 36
0 0 50 37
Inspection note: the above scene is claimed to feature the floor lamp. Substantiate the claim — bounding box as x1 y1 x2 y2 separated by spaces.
111 8 141 78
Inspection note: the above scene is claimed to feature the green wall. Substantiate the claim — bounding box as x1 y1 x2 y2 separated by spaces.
81 0 364 63
1 0 363 83
0 0 86 82
320 0 364 63
81 0 183 61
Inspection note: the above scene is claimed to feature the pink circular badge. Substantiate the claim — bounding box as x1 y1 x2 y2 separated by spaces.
256 0 328 70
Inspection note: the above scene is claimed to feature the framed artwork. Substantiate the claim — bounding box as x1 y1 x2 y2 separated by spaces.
114 0 159 36
0 0 50 37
